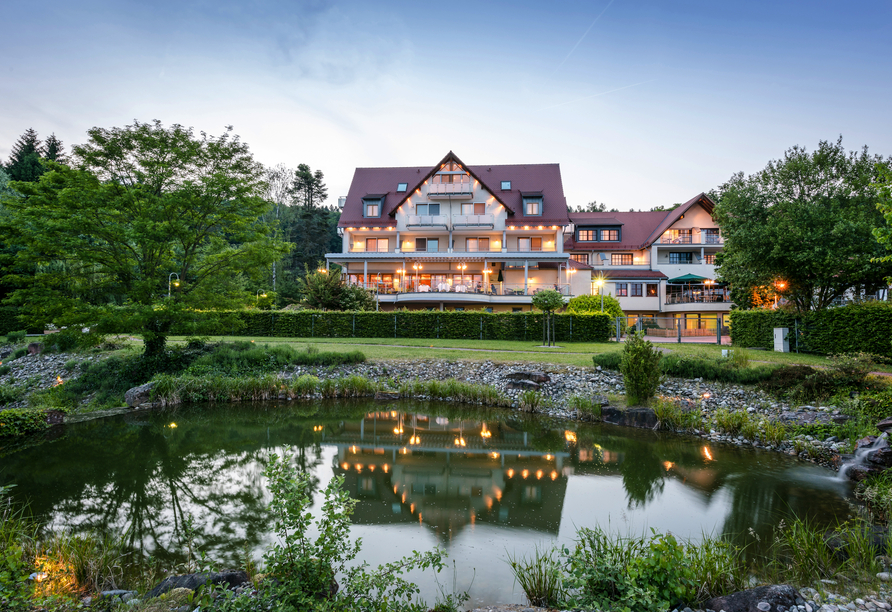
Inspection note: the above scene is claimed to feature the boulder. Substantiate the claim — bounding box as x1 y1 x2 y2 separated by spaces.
374 391 400 401
855 435 879 451
146 569 249 599
27 342 43 355
704 585 805 612
506 371 550 383
878 416 892 433
507 380 540 391
868 447 892 468
125 382 155 407
601 407 658 430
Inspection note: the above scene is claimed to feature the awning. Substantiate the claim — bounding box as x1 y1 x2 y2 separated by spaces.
667 273 708 283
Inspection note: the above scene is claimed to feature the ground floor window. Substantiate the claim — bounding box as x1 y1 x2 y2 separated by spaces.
631 283 642 297
616 283 628 297
646 283 658 297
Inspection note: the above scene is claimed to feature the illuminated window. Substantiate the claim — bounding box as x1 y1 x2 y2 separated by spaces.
578 230 596 241
601 229 619 241
524 198 542 216
518 237 542 252
616 283 628 297
705 253 716 264
571 253 589 264
611 253 633 265
647 284 659 297
365 238 389 252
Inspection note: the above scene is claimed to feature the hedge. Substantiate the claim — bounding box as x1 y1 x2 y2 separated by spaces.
171 310 613 343
0 307 21 335
729 301 892 356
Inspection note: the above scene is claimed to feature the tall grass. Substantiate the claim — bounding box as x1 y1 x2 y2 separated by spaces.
518 390 545 412
569 395 602 420
653 397 702 432
506 545 564 607
185 342 365 376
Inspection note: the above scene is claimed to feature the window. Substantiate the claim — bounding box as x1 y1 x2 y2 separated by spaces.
611 253 633 265
601 229 619 241
415 238 438 252
704 229 720 244
524 198 542 216
465 237 490 252
646 284 658 297
365 238 389 252
363 199 381 217
484 307 493 313
512 307 522 313
396 183 408 192
501 181 511 190
461 202 485 215
631 283 643 297
416 203 440 216
454 307 464 312
616 283 628 297
578 229 596 241
518 237 542 252
571 253 589 264
670 252 693 264
704 253 716 264
662 229 692 244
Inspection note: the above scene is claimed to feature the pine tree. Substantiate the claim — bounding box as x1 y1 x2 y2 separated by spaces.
43 133 67 164
5 128 44 182
292 163 328 209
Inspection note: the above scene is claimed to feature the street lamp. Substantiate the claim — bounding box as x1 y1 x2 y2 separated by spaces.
774 279 786 308
594 278 604 311
412 263 422 292
168 273 180 298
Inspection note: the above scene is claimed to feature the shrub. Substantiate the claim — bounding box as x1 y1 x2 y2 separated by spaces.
0 366 9 376
653 397 702 432
0 408 48 438
0 385 23 406
0 485 37 609
5 330 26 344
620 332 662 405
592 352 622 371
569 395 602 420
567 294 625 337
518 390 544 412
10 348 27 361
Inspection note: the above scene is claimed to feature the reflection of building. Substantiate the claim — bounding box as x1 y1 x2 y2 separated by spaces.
324 412 570 540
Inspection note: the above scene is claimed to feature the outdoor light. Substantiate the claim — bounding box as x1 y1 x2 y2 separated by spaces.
594 278 605 311
168 272 180 298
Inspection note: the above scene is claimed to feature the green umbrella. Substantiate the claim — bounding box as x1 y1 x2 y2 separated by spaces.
497 269 504 282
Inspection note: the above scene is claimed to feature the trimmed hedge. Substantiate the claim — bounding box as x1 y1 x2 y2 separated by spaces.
172 310 613 343
729 301 892 356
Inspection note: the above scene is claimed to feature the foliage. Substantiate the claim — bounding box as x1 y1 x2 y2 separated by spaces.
172 310 613 342
652 397 702 432
340 284 376 311
0 485 36 609
2 120 291 356
569 395 602 420
729 302 892 356
184 342 365 376
567 293 625 336
518 390 544 412
0 384 24 405
0 309 23 336
6 330 26 344
619 332 663 405
713 138 892 311
298 265 346 310
0 408 49 438
532 289 565 347
4 128 46 182
506 545 563 607
263 451 455 611
594 351 778 385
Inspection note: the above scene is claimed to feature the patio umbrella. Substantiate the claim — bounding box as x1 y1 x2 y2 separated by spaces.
497 270 504 282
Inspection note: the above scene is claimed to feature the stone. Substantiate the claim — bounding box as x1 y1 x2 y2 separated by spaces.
146 569 249 599
856 436 879 451
98 589 136 600
601 406 658 430
27 342 43 355
125 382 156 407
506 380 540 391
877 572 891 581
705 585 805 612
374 391 400 400
506 371 550 383
868 447 892 468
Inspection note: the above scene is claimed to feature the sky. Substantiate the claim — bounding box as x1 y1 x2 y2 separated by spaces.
2 0 891 211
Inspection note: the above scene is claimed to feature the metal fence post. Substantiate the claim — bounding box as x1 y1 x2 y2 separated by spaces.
677 318 681 343
716 319 721 345
480 315 483 341
394 314 397 338
615 317 621 341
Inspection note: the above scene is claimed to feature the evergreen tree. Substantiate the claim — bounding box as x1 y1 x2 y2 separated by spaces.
43 133 67 164
5 128 44 182
292 163 328 209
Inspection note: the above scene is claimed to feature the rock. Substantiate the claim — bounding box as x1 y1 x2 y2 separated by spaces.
506 380 540 391
125 382 156 407
601 406 658 430
705 585 805 612
878 572 892 581
27 342 43 355
868 447 892 468
145 569 249 599
506 371 550 383
856 436 879 450
878 418 892 434
374 391 400 400
98 589 136 601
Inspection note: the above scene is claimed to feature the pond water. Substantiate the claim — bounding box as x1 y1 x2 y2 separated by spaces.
0 401 856 607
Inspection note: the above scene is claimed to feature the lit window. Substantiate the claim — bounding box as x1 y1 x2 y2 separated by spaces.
524 198 542 216
631 283 643 297
518 237 542 252
578 230 596 241
646 284 659 297
396 183 408 192
571 254 589 264
611 253 633 265
501 181 511 190
616 283 628 297
365 238 389 252
364 199 381 217
601 229 619 241
705 254 716 264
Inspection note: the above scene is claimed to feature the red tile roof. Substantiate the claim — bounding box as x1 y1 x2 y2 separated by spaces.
338 152 571 228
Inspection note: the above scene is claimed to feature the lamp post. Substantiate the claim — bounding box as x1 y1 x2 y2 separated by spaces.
168 273 180 298
256 290 267 306
774 280 786 308
412 263 422 292
595 278 604 311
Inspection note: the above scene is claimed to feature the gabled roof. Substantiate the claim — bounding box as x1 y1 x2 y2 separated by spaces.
338 152 571 228
641 193 716 248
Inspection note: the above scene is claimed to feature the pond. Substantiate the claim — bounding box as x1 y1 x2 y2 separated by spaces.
0 401 856 607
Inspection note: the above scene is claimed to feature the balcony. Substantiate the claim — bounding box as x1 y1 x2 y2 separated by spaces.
665 292 730 305
590 258 650 267
352 281 572 297
350 245 393 253
427 183 474 198
452 245 501 253
406 215 449 228
658 232 723 245
400 245 448 253
452 214 494 228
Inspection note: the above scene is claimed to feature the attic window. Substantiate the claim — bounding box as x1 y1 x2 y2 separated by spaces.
396 183 408 192
501 181 511 190
523 197 542 216
363 198 382 218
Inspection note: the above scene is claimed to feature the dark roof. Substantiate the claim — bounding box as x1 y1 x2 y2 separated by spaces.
641 193 716 247
338 152 571 228
567 258 593 270
596 270 668 280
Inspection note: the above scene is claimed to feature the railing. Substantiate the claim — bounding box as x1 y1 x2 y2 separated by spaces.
351 282 572 296
590 258 650 266
400 245 448 253
452 245 501 253
406 215 449 227
658 233 723 245
427 183 474 196
665 293 730 305
350 246 392 253
452 214 494 227
512 246 556 253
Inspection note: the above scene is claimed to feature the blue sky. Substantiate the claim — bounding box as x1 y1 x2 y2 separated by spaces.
2 0 890 210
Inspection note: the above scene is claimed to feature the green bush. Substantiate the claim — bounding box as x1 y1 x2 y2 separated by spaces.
10 348 27 361
184 343 365 376
0 385 23 406
730 301 892 356
619 333 663 405
5 330 26 345
0 408 49 438
507 545 564 607
567 294 625 336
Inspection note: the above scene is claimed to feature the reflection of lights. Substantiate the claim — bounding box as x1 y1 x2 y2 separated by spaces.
565 430 577 443
522 469 529 479
399 447 409 455
480 424 492 439
545 454 553 461
350 446 358 453
391 411 397 418
536 470 543 480
313 425 324 432
369 465 375 472
383 464 390 473
496 489 503 501
550 470 558 480
342 463 349 470
663 461 674 470
402 493 407 503
409 435 421 445
490 452 500 459
507 469 515 478
702 446 714 461
454 437 466 447
393 485 398 493
485 496 493 509
393 426 404 435
355 463 363 471
169 422 177 429
410 503 415 513
419 513 423 523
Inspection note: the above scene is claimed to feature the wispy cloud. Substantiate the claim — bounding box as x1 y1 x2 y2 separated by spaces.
539 79 656 111
557 0 616 68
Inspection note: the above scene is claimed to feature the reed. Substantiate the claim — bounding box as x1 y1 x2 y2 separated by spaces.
506 545 564 607
568 395 602 420
653 397 702 432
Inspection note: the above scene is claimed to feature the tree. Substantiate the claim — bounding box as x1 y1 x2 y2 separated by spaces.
5 128 44 182
263 164 295 294
569 201 619 213
713 138 892 311
3 120 290 355
872 166 892 272
292 163 328 209
297 264 375 311
531 289 565 347
43 133 68 164
567 292 626 336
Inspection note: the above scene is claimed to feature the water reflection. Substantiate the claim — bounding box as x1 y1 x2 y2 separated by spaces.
0 401 856 605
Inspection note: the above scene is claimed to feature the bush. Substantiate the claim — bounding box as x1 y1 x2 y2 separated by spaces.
5 330 26 344
0 408 49 438
184 343 365 376
10 348 27 361
620 333 663 405
567 294 625 336
0 385 23 406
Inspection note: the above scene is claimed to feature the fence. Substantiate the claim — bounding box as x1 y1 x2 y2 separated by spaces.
618 316 728 344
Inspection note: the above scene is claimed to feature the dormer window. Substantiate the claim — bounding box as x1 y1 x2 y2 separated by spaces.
501 181 511 190
396 183 408 192
363 198 382 217
523 197 542 216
